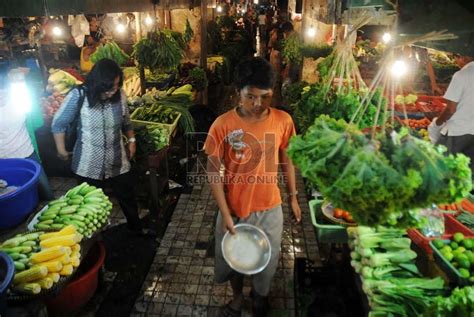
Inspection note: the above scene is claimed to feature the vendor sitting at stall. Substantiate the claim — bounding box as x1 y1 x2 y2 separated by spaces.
80 31 103 73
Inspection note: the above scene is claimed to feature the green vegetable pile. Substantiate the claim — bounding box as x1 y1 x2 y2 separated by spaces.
129 85 195 134
282 33 333 65
187 67 208 92
291 83 384 134
136 125 170 156
288 116 472 227
424 286 474 317
132 105 179 124
133 30 184 71
457 212 474 230
348 226 446 316
90 41 129 65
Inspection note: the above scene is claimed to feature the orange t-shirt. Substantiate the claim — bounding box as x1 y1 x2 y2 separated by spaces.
204 107 296 218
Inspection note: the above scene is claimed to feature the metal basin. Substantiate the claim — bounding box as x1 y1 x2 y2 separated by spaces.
221 223 271 275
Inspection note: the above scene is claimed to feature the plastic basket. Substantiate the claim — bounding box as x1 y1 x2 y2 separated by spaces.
46 241 105 313
446 214 474 236
0 158 41 229
430 240 472 286
130 109 181 136
309 200 348 244
408 214 473 254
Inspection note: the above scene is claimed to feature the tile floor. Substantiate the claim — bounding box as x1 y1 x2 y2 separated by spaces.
131 166 318 316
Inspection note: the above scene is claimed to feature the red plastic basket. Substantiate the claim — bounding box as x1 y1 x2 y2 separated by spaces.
46 241 106 314
408 214 473 254
447 214 474 236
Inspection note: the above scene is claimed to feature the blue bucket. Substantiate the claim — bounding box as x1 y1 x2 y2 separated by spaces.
0 252 15 315
0 159 41 229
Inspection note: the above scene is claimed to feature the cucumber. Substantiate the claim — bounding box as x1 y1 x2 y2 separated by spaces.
14 261 26 271
68 199 83 206
8 252 23 261
38 214 57 221
23 232 43 241
18 258 30 265
70 215 85 222
34 223 51 230
79 184 96 196
20 241 37 247
59 206 78 215
51 223 65 230
37 219 54 225
70 194 84 201
77 211 90 217
44 205 64 214
84 188 103 198
48 198 67 207
84 197 103 204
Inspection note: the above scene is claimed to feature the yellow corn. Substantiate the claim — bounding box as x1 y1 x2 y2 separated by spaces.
71 244 81 253
36 277 53 289
30 246 69 264
71 255 80 267
13 283 41 294
39 225 77 241
13 266 48 285
38 260 63 273
57 253 71 265
59 225 77 235
46 273 60 283
59 264 73 276
40 233 82 248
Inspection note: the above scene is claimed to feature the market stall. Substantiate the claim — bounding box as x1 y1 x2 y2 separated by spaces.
284 11 474 314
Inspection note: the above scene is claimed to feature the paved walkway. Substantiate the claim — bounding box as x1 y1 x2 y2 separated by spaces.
131 161 318 316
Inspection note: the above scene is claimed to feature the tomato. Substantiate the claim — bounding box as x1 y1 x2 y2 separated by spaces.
333 208 343 218
345 213 354 222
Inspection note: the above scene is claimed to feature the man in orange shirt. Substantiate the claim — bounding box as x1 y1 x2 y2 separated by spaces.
205 57 301 316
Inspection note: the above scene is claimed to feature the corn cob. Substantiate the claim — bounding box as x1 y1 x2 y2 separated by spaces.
13 266 48 284
36 277 53 289
40 233 82 248
30 246 69 264
13 283 41 294
38 260 63 273
46 273 60 283
59 264 73 276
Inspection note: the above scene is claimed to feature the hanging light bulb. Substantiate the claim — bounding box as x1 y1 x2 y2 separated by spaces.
253 0 259 4
391 60 408 78
307 25 316 38
382 32 392 43
145 15 153 26
52 26 63 37
216 5 223 13
116 23 126 33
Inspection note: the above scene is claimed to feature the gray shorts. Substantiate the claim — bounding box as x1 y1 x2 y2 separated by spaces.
214 204 283 296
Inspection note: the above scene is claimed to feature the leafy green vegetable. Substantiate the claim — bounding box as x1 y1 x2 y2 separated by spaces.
133 30 183 71
188 67 208 92
424 286 474 317
288 116 472 228
90 41 129 65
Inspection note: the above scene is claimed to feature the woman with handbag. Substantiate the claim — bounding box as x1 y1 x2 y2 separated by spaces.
51 59 152 235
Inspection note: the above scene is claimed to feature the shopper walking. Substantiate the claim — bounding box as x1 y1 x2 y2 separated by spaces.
51 59 151 235
205 57 301 316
